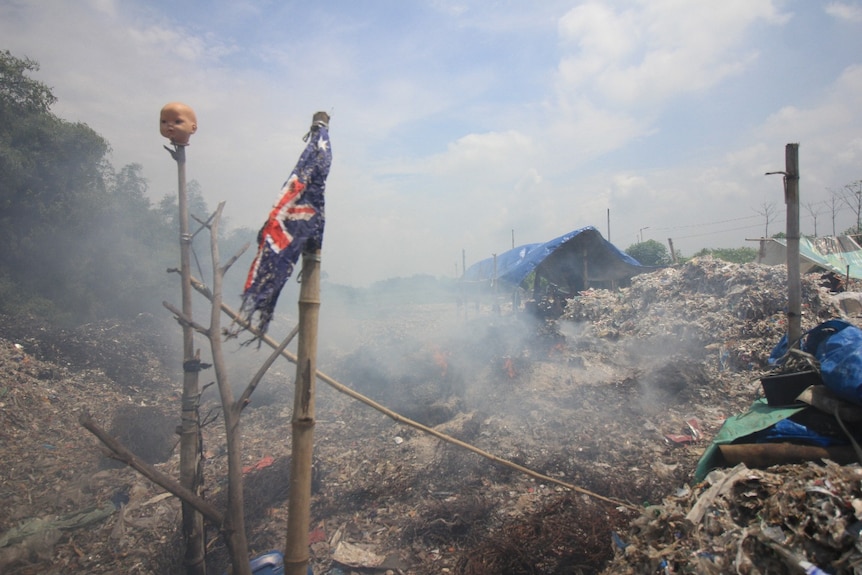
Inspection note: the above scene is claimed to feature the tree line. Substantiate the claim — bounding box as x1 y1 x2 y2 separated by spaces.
0 49 254 325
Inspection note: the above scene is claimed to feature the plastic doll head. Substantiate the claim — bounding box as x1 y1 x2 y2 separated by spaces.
159 102 198 145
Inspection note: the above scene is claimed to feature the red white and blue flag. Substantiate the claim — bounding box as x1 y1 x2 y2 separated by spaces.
240 113 332 336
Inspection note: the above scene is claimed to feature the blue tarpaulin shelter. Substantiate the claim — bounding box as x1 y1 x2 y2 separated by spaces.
462 226 657 292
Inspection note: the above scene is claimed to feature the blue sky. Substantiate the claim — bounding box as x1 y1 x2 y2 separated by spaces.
2 0 861 286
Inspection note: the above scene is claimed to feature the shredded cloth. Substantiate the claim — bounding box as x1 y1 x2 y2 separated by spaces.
240 114 332 337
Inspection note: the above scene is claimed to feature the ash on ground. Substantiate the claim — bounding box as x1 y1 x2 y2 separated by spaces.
0 256 860 574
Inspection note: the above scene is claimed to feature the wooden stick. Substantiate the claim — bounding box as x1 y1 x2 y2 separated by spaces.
237 325 299 414
79 411 224 525
168 141 207 575
207 202 252 575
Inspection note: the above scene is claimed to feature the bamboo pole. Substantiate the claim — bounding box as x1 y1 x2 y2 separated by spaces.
284 251 322 575
165 143 206 575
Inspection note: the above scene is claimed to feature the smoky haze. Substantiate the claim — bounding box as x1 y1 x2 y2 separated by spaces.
211 273 702 435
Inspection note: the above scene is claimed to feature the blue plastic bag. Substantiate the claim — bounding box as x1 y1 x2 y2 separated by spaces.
769 319 862 406
751 418 840 447
817 322 862 405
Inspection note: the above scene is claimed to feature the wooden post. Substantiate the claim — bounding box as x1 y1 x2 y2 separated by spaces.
582 246 589 288
785 143 802 349
167 143 206 575
284 250 322 575
667 238 677 264
493 253 499 314
462 249 466 279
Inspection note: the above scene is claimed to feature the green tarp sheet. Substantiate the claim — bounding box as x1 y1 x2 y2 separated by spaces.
694 398 806 483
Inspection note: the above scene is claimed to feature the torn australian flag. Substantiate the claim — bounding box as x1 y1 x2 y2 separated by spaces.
240 113 332 336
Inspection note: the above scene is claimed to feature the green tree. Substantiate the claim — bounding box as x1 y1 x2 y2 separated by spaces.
157 179 211 231
0 50 112 321
0 49 55 112
692 247 757 264
80 163 180 318
625 239 671 266
0 50 182 323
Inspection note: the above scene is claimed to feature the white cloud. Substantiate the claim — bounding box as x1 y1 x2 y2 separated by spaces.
756 65 862 189
825 1 862 22
555 1 789 107
547 95 653 162
430 130 534 179
592 62 862 250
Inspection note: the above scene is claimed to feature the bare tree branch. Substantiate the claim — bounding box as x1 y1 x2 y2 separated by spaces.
79 411 224 525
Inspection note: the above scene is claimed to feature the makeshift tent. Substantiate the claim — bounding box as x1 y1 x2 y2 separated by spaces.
754 236 862 280
462 226 657 293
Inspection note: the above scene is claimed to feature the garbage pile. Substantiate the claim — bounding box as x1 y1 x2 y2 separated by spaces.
601 461 862 574
564 257 842 370
0 314 183 574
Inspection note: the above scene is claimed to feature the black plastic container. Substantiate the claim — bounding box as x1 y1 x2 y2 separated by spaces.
760 370 823 406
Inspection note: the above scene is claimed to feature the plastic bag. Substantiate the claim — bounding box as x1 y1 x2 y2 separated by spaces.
769 319 862 406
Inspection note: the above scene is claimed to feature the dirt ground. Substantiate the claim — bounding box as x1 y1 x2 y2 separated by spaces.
1 257 861 574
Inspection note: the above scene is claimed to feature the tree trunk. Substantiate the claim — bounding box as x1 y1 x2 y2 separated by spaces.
208 203 251 575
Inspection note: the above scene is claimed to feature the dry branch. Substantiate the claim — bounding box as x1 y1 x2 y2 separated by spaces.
79 410 224 525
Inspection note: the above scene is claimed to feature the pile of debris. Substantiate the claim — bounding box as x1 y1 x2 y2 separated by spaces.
0 256 860 574
0 314 184 574
564 257 840 370
602 461 862 574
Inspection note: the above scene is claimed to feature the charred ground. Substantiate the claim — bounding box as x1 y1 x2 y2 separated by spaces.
0 257 858 574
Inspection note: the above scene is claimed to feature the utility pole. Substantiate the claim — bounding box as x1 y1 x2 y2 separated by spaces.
462 249 466 278
607 208 611 242
767 143 802 349
639 226 650 244
785 144 802 349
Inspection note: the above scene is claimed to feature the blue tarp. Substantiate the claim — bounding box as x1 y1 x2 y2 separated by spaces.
462 226 656 289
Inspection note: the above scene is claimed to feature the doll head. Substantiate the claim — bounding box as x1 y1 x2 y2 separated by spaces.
160 102 198 145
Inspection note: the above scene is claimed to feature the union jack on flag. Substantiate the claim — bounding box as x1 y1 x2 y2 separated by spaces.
240 112 332 336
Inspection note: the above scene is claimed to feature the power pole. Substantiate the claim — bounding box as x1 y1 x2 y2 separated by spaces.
785 144 802 349
767 143 801 349
607 208 610 242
